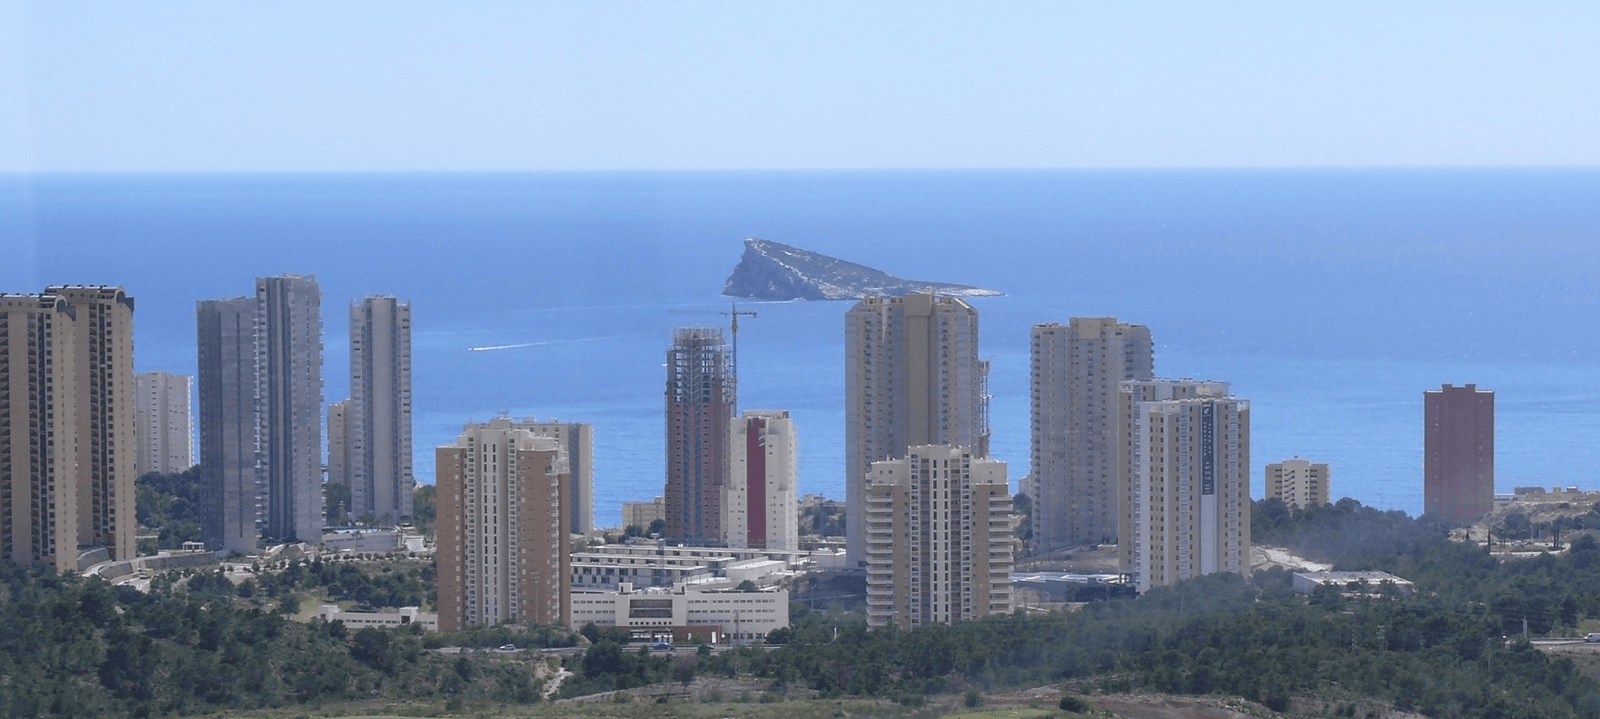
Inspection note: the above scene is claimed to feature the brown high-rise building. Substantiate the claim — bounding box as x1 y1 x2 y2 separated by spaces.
436 418 570 630
1424 383 1494 525
845 293 988 565
0 293 82 572
664 327 732 543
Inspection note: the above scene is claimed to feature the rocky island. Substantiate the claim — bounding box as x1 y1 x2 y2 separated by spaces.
722 238 1002 301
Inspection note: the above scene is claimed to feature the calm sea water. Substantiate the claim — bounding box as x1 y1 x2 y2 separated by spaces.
4 169 1599 527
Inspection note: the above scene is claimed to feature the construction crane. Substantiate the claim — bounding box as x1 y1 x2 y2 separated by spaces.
667 302 758 413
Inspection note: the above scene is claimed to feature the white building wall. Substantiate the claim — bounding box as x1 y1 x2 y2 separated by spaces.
725 410 799 551
134 372 194 477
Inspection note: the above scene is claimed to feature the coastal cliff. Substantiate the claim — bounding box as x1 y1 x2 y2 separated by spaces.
722 238 1002 301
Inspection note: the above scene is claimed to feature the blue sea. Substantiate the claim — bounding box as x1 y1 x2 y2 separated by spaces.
4 169 1599 527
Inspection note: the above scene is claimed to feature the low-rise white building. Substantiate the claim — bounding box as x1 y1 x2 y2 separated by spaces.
316 604 439 631
570 542 806 590
1292 571 1413 596
569 582 789 644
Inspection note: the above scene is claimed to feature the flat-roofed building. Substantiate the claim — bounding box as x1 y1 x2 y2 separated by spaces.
622 497 666 532
569 582 789 645
864 445 1012 629
345 296 414 526
1265 458 1330 509
1119 380 1250 592
724 410 798 551
1424 383 1494 525
664 327 732 543
196 296 261 555
515 419 595 534
0 293 82 572
134 371 194 477
436 418 570 630
46 285 137 561
846 294 989 565
1029 318 1153 552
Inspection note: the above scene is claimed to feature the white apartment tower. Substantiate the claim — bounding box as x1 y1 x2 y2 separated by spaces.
134 371 194 477
1029 318 1153 552
346 296 413 525
846 293 988 565
864 445 1012 629
1266 458 1330 509
724 410 799 551
435 418 570 630
1119 379 1251 592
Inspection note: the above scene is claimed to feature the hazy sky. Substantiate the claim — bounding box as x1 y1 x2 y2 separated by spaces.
3 2 1598 172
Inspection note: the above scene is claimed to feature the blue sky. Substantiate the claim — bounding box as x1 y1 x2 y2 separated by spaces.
2 2 1597 172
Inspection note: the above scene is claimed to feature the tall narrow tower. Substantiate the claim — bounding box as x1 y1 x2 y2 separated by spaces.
664 327 733 542
0 293 81 572
197 296 260 555
1029 317 1153 552
725 409 799 551
845 293 987 565
134 371 195 477
256 275 324 545
347 295 413 525
1424 383 1494 525
45 285 137 561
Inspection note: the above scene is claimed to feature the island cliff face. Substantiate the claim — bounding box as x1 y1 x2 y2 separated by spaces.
722 238 1002 301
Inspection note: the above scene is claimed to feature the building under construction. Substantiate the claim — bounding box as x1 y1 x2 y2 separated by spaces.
664 327 733 543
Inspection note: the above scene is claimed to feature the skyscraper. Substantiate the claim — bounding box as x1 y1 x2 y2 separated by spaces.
198 274 324 553
515 419 595 535
134 371 194 477
326 399 351 521
1029 318 1153 552
45 285 137 561
436 418 570 630
1119 379 1250 592
346 296 413 525
724 409 798 551
197 296 259 554
845 293 988 565
664 327 732 543
864 445 1012 629
1265 458 1330 509
255 275 324 544
1424 383 1494 525
0 293 81 572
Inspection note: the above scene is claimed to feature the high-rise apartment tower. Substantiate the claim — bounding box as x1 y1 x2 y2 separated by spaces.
1119 379 1250 592
134 372 194 477
0 293 82 571
724 410 798 551
845 293 988 565
1265 458 1330 509
664 327 732 543
1424 383 1494 525
436 418 570 630
197 275 323 552
45 286 137 561
864 445 1012 629
344 296 413 525
1029 318 1153 551
511 420 594 535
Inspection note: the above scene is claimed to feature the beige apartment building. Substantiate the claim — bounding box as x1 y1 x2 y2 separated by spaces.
622 497 665 531
1119 380 1251 592
845 294 989 565
326 399 351 520
1029 318 1153 552
1265 458 1330 509
516 419 595 534
0 293 82 571
436 418 570 630
46 286 138 562
724 410 798 551
864 445 1012 629
134 371 194 477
